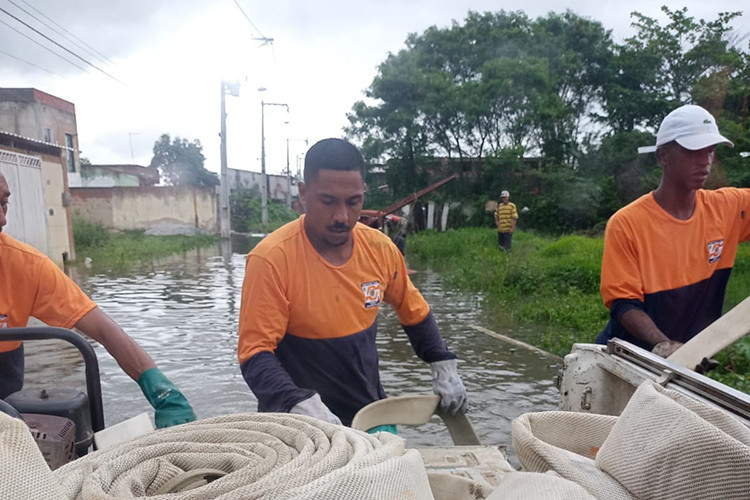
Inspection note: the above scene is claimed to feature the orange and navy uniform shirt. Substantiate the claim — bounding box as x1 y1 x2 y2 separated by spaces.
237 216 455 426
597 188 750 350
0 232 96 353
494 202 518 233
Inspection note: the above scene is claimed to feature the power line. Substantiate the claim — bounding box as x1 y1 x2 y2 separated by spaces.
0 5 129 87
232 0 268 39
0 17 87 72
0 48 66 77
232 0 275 47
9 0 117 68
232 0 276 68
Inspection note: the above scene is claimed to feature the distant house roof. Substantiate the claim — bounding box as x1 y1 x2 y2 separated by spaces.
88 164 159 186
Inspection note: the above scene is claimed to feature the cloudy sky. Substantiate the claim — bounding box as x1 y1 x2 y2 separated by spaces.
1 1 747 176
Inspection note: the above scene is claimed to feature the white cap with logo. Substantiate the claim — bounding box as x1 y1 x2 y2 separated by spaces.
638 104 733 154
500 190 510 198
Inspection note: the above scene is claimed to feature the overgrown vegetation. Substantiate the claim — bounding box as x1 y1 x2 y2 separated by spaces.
347 7 749 234
408 228 750 392
72 218 111 248
230 186 300 233
348 6 749 392
73 218 218 269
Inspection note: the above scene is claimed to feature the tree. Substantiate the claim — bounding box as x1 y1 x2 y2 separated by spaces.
529 11 613 165
603 7 743 132
347 7 747 234
346 48 434 197
698 43 750 188
149 134 218 187
346 9 613 180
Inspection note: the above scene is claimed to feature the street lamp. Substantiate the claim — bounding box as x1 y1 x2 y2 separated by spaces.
219 80 240 239
260 100 289 232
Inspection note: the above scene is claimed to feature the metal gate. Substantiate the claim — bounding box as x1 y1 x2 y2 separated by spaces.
0 149 50 255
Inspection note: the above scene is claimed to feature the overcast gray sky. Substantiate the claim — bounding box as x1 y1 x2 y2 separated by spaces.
1 1 747 175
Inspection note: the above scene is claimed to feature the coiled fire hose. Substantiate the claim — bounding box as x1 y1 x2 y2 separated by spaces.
2 412 434 499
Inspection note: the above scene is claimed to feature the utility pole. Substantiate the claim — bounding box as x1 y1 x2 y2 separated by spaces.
286 138 308 209
220 81 239 239
296 153 305 181
128 132 138 163
260 101 289 232
286 138 291 209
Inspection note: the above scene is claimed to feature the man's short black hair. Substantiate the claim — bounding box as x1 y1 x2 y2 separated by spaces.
304 138 365 183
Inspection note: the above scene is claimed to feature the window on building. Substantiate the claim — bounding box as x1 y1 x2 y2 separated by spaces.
65 133 75 172
44 128 52 143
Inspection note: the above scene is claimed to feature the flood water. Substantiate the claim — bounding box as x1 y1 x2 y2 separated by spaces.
23 236 560 455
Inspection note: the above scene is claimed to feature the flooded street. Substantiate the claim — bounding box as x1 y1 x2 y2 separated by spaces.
23 237 560 453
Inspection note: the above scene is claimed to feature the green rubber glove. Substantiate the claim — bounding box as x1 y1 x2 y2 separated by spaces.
137 368 196 428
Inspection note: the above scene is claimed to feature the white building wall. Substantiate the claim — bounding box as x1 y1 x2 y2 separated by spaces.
227 168 297 201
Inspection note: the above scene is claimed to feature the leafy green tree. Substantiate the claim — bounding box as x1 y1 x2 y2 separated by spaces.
149 134 218 187
230 186 297 233
530 11 613 165
696 41 750 188
578 130 658 215
603 7 743 131
347 10 613 179
347 6 747 234
346 49 433 197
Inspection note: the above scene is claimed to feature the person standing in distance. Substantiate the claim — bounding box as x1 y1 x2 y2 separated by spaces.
597 104 747 360
0 172 195 428
494 190 518 251
237 138 468 428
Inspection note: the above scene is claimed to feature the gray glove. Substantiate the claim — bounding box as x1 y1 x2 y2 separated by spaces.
652 340 683 358
430 359 468 414
289 393 342 425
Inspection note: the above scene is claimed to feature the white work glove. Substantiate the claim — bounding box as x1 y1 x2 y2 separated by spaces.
289 393 342 425
430 359 469 414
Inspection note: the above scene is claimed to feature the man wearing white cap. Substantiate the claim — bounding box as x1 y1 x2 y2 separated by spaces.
597 104 747 359
494 190 518 251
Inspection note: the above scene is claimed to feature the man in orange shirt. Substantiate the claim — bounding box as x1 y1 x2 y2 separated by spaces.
597 105 748 358
0 172 195 428
238 138 467 427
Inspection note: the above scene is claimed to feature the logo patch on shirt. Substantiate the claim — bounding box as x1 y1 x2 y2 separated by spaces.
0 314 7 329
361 281 381 309
707 239 724 264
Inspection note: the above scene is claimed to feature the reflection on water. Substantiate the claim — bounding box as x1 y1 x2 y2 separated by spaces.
24 236 559 455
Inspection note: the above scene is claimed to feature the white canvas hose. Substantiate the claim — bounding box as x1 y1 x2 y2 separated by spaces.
1 412 66 499
49 413 433 499
511 381 750 500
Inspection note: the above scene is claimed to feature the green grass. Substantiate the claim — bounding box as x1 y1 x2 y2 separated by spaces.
73 219 219 269
408 228 607 353
408 228 750 392
230 190 299 233
709 243 750 391
72 218 111 248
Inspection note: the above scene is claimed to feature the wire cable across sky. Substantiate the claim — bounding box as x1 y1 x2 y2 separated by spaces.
0 4 128 87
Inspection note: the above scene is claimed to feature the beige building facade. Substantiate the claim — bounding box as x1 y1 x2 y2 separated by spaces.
0 88 80 183
0 88 80 266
